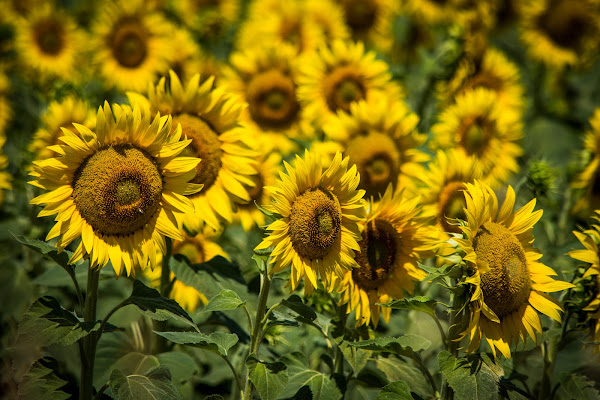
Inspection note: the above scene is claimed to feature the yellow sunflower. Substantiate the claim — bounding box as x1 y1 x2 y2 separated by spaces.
90 0 173 92
234 152 282 232
0 136 12 206
305 0 350 43
127 71 257 233
29 102 202 277
437 47 525 112
255 151 366 294
0 71 10 136
337 0 397 54
455 180 574 358
338 185 433 327
404 0 492 27
297 40 403 126
431 88 523 187
172 0 240 40
145 230 229 311
14 3 85 81
323 97 428 198
29 95 96 162
572 108 600 215
520 0 600 69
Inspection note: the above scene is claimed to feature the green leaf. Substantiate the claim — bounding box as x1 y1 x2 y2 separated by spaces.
280 295 317 322
559 373 600 400
153 331 238 356
375 357 432 397
126 280 196 330
97 352 160 389
157 352 199 384
13 234 74 270
282 366 342 400
202 289 245 313
348 335 431 358
376 380 414 400
438 351 503 400
110 365 182 400
246 356 288 400
18 360 69 400
339 341 371 376
378 296 438 317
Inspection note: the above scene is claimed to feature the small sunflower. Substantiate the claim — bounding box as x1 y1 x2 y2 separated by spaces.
0 136 12 206
255 151 366 294
221 44 310 140
455 181 574 358
305 0 350 43
572 108 600 215
29 95 96 162
431 88 523 187
338 185 433 327
14 4 84 81
172 0 240 40
0 71 10 136
297 40 403 126
127 71 257 232
337 0 397 54
234 152 282 232
404 0 492 27
520 0 600 69
29 102 202 277
145 230 229 311
90 0 173 92
323 97 428 198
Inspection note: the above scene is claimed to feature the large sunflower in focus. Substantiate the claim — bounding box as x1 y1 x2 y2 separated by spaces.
297 40 403 126
455 181 573 358
520 0 600 69
127 71 257 232
91 0 172 92
29 102 202 277
323 97 428 198
431 88 522 187
255 151 366 294
29 95 95 162
338 185 433 327
14 4 84 81
572 108 600 215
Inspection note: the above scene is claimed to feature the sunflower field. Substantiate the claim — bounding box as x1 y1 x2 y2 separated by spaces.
2 0 600 399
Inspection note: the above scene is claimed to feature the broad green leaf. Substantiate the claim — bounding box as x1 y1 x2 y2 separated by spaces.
110 366 182 400
157 352 198 384
97 352 160 389
18 359 69 400
153 331 238 356
246 356 288 400
348 335 431 357
378 296 438 317
339 341 371 376
438 351 503 400
375 357 432 397
376 380 414 400
280 294 317 322
559 373 600 400
126 280 196 330
202 289 245 313
13 234 74 270
281 366 342 400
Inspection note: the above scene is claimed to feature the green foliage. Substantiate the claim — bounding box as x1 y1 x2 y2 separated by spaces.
280 294 318 322
109 366 182 400
559 373 600 400
438 351 504 400
18 359 69 400
379 296 439 317
97 352 160 389
348 335 432 357
339 341 371 377
12 234 75 270
246 356 288 400
156 352 199 385
375 357 433 397
376 380 414 400
153 331 239 357
202 289 246 313
281 365 343 400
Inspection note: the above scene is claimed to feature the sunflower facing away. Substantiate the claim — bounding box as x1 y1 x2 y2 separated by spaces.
29 102 202 277
338 185 433 327
127 70 257 233
255 151 366 294
572 108 600 215
455 181 574 358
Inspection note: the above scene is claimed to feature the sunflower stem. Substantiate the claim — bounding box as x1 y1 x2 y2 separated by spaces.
441 286 464 400
539 321 560 400
243 258 272 400
334 302 348 376
155 237 173 353
80 266 100 400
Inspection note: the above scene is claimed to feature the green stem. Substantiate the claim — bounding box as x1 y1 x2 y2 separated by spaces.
79 266 100 400
410 355 439 399
155 238 173 353
429 312 449 349
241 304 254 333
539 320 560 400
222 355 244 399
97 299 130 341
261 302 281 325
334 302 348 376
243 260 272 400
441 288 464 400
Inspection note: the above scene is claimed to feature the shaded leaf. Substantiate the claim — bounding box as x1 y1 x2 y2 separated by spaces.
281 366 342 400
378 296 438 317
18 359 69 400
153 331 238 357
246 356 288 400
559 373 600 400
157 352 199 384
281 295 317 322
376 380 414 400
348 335 431 358
97 352 160 389
339 341 371 376
438 351 503 400
202 290 245 313
375 357 432 397
13 234 74 270
110 366 182 400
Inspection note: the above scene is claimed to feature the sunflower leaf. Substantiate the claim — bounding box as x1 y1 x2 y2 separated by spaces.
17 359 69 400
376 380 414 400
12 234 74 269
280 365 342 400
559 373 600 400
438 351 504 400
378 296 438 317
109 365 182 400
153 331 239 357
246 355 288 400
202 289 245 313
347 335 431 358
280 294 317 322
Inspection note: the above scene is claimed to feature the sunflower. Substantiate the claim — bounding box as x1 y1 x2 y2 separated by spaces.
437 48 525 112
255 151 366 294
572 108 600 215
520 0 600 69
404 0 491 27
455 180 574 358
172 0 240 40
14 3 85 81
0 136 12 206
338 185 433 327
0 71 10 136
127 70 257 233
145 230 229 311
305 0 350 43
323 97 428 198
431 88 522 187
90 0 173 92
297 40 403 126
234 152 282 232
337 0 397 54
29 102 202 277
29 95 96 162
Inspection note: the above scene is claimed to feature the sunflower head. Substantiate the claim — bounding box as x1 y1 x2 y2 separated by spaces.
255 151 366 294
572 108 600 215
